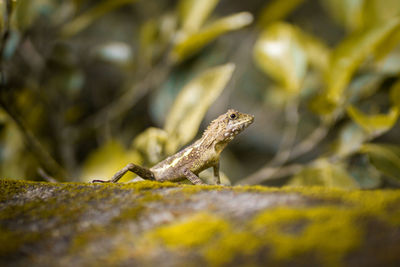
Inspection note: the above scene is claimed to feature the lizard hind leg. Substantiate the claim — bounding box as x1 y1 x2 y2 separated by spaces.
92 163 155 183
183 169 205 185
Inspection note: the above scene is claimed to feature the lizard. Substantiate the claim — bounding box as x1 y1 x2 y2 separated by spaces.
92 109 254 185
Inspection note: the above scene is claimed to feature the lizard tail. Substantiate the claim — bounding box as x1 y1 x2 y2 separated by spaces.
92 163 155 183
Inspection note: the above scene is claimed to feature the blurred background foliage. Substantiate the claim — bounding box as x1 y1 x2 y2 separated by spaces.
0 0 400 188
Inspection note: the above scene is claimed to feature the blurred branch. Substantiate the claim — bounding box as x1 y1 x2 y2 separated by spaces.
290 123 329 159
0 0 11 60
238 164 304 185
237 100 300 185
240 125 388 186
0 0 67 181
268 100 300 166
37 168 58 183
220 30 258 107
0 97 68 180
237 123 328 185
78 57 173 130
61 0 138 37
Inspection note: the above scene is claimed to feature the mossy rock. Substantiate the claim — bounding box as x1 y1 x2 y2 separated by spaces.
1 179 400 266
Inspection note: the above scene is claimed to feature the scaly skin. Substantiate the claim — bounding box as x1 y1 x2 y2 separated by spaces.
92 109 254 185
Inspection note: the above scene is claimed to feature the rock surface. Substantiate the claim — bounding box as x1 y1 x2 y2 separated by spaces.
1 179 400 267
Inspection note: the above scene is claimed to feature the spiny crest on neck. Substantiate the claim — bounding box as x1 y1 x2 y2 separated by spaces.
201 109 235 138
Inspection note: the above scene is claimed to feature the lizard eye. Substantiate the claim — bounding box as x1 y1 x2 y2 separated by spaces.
229 113 237 119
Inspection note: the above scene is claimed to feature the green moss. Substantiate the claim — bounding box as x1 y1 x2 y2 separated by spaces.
149 213 230 248
69 225 109 254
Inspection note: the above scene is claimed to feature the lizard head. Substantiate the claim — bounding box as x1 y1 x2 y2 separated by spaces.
202 109 254 152
220 109 254 141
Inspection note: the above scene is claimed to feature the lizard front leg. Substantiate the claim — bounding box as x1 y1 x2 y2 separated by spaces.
92 163 155 183
183 169 205 185
212 161 221 185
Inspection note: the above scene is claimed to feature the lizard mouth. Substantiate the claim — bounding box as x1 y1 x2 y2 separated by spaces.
224 115 254 138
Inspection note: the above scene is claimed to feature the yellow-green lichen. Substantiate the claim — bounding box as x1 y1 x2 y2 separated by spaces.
1 179 400 266
178 184 228 196
0 227 42 257
0 179 29 202
149 213 230 248
204 231 262 266
251 206 362 266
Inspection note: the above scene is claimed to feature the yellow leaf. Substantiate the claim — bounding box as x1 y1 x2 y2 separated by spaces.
61 0 138 37
319 0 365 31
346 105 399 135
11 0 55 31
390 79 400 108
132 127 169 166
138 19 158 66
164 63 235 154
172 12 253 62
289 159 359 189
81 140 142 182
298 31 330 71
258 0 305 28
363 0 400 29
323 18 400 107
253 22 307 93
178 0 219 34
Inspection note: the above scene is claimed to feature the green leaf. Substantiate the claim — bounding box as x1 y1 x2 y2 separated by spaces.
322 18 400 109
288 159 359 189
258 0 305 28
164 63 235 154
346 105 399 135
360 143 400 181
61 0 138 37
171 12 253 62
253 22 308 94
81 140 142 183
178 0 219 34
